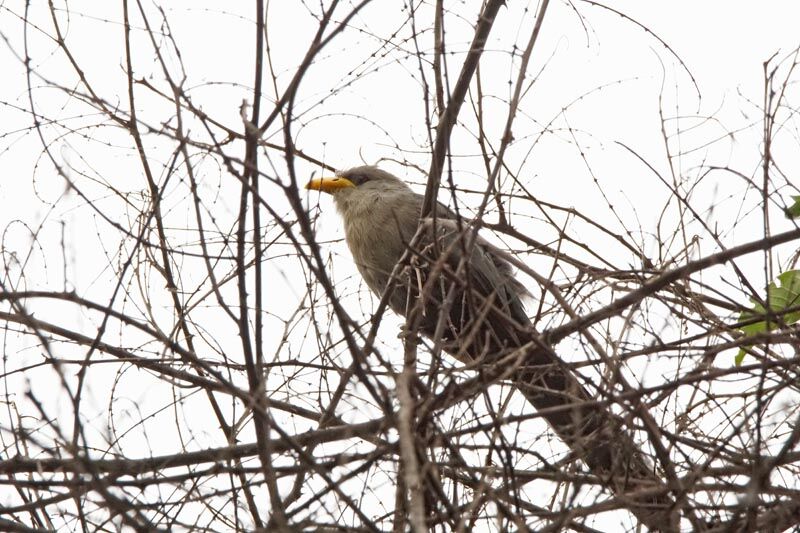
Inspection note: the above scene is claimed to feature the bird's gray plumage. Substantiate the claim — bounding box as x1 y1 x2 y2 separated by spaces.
330 165 530 356
307 165 676 531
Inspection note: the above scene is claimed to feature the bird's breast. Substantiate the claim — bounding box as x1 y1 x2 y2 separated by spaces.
341 199 410 295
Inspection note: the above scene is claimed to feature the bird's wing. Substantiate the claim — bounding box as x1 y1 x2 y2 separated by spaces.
419 213 531 326
430 200 529 294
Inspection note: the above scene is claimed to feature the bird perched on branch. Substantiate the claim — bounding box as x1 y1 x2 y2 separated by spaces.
306 165 676 531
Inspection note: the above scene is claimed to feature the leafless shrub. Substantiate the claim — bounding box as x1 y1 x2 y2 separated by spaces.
0 1 799 531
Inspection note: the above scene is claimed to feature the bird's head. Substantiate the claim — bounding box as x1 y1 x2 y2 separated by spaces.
304 165 409 199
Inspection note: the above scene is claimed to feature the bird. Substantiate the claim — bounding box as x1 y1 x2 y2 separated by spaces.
306 165 676 530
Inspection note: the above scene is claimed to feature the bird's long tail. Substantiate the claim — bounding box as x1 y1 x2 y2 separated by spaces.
510 338 679 531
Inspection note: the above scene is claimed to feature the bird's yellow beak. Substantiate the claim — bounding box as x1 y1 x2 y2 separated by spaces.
305 176 355 194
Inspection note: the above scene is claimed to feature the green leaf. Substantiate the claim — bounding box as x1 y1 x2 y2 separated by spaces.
785 195 800 219
735 269 800 365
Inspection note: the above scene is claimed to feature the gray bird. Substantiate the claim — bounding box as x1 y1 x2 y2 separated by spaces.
306 165 676 530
